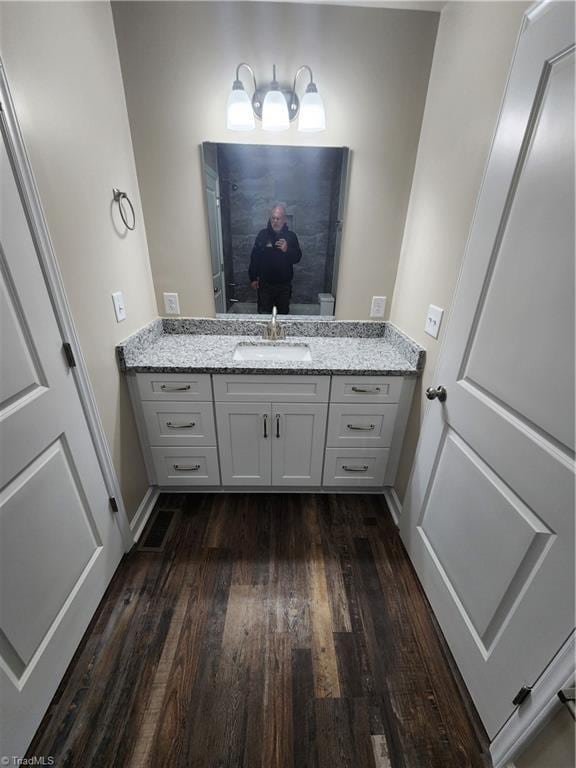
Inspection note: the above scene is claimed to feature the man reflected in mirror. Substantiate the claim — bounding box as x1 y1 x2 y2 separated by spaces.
248 203 302 314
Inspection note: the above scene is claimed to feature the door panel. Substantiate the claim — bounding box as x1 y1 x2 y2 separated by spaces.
0 259 46 406
400 4 575 738
272 403 327 486
464 50 574 452
205 165 225 313
1 438 101 666
216 403 271 485
419 430 554 647
0 90 125 757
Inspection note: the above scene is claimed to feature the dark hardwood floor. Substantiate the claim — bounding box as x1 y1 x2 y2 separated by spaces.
28 493 490 767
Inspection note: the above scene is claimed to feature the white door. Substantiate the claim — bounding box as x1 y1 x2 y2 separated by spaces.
400 3 575 739
216 402 271 485
0 101 125 755
205 165 226 313
272 403 327 486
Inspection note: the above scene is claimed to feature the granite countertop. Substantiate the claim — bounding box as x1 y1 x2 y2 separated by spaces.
117 317 425 377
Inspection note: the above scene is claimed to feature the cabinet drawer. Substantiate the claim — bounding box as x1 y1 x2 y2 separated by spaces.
136 373 212 401
323 448 389 487
331 376 403 403
213 374 330 403
142 401 216 446
151 447 220 485
326 404 398 448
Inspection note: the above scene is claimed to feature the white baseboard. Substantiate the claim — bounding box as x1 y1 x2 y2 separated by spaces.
383 486 402 526
129 486 160 543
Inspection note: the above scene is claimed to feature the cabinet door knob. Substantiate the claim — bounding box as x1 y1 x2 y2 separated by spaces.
426 385 447 402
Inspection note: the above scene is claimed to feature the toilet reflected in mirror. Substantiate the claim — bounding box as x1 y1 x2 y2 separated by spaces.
202 142 349 315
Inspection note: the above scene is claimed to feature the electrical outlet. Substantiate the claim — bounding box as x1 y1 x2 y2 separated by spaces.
425 304 444 339
163 292 180 315
370 296 387 318
111 291 126 322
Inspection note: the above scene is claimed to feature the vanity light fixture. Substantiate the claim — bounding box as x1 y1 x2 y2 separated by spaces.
226 63 326 133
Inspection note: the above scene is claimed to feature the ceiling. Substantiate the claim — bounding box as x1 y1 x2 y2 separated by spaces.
185 0 445 12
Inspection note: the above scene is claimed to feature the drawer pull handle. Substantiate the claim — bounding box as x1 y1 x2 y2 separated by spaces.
166 421 196 429
342 464 369 472
351 386 381 394
276 414 281 438
173 464 201 472
161 384 191 391
263 414 268 438
346 424 375 431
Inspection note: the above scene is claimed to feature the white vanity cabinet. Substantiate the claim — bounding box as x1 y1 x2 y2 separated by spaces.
323 375 415 487
128 371 415 491
127 372 220 486
213 375 329 486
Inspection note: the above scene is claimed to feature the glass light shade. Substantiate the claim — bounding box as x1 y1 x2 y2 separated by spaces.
298 91 326 132
227 89 255 131
262 90 289 131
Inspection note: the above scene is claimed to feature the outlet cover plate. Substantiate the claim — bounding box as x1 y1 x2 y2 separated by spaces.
112 291 126 322
163 292 180 315
425 304 444 339
370 296 387 318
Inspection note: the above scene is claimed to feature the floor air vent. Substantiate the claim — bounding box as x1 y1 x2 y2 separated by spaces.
139 507 178 551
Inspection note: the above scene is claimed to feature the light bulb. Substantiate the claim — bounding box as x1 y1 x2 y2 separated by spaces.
298 90 325 133
227 87 255 131
262 89 289 131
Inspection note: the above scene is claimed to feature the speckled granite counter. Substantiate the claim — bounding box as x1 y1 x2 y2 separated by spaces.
117 317 425 376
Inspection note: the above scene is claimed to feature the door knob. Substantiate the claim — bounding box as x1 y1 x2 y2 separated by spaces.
426 385 447 402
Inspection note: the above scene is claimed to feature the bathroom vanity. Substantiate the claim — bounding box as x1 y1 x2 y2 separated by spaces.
117 317 424 491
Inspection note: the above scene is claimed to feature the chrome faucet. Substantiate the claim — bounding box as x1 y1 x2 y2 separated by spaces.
263 306 285 341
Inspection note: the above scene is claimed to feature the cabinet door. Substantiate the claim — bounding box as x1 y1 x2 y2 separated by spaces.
272 403 327 486
216 403 271 485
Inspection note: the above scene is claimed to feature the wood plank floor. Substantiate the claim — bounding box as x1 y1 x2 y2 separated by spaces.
28 493 490 767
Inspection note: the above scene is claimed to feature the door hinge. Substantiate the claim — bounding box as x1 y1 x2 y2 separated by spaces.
63 342 77 368
512 685 532 706
109 497 119 513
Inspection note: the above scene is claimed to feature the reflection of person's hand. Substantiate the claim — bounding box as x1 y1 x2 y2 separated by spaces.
276 239 288 253
251 280 259 290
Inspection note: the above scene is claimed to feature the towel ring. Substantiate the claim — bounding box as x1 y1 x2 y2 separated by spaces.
113 188 136 231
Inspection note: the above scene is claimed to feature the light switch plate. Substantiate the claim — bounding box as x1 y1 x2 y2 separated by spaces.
111 291 126 322
425 304 444 339
370 296 387 318
164 292 180 315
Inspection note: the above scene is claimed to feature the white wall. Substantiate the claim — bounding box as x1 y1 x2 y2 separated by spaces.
389 0 529 500
111 1 439 319
0 1 158 520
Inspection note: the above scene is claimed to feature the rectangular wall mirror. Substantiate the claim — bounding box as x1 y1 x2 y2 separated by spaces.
202 142 349 315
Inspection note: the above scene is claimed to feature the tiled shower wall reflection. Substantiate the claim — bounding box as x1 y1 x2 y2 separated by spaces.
218 144 344 306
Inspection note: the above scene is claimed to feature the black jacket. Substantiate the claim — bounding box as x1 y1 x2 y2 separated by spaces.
248 223 302 285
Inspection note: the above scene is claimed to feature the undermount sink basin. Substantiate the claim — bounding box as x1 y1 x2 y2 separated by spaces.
233 342 312 362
